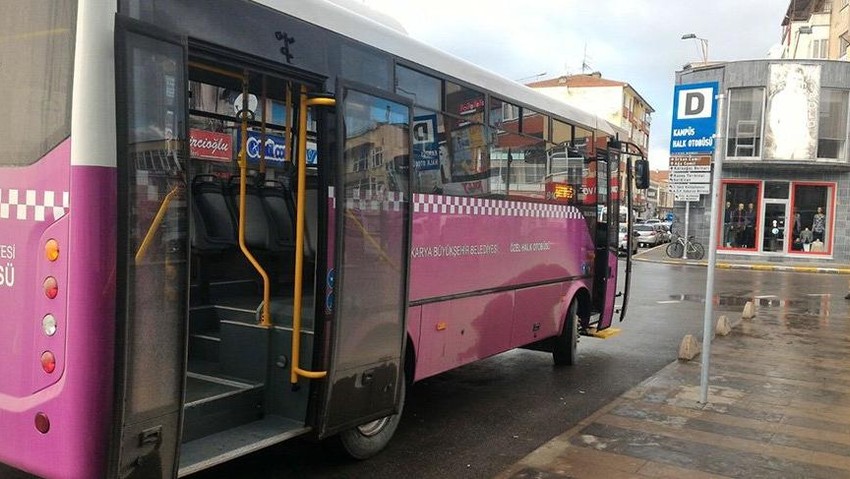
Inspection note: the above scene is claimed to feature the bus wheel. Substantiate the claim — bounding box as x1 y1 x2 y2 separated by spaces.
552 299 578 366
336 374 406 460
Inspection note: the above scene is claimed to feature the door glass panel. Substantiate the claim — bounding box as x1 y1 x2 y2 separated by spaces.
338 90 409 372
121 32 187 417
762 203 786 252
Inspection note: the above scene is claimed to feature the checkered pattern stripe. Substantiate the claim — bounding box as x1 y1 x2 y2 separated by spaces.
413 194 582 219
0 188 70 222
343 191 405 212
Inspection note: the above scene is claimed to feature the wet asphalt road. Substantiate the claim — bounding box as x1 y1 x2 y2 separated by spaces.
191 254 849 479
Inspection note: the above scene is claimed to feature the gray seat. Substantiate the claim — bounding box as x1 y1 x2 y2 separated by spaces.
192 175 237 252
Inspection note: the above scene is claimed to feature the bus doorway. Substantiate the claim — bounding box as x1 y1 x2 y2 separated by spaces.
179 59 329 474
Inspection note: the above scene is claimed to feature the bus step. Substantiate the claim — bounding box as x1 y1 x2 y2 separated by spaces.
182 373 265 443
582 327 622 339
178 416 310 477
189 332 221 363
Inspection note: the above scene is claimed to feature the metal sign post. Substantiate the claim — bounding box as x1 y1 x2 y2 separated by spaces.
699 92 726 404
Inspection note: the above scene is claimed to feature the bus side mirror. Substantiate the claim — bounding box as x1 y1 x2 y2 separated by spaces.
634 159 649 189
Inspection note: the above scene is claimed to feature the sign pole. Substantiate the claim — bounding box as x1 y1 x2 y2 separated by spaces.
682 201 690 259
699 92 726 404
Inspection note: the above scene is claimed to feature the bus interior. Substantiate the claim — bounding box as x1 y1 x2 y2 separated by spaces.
179 59 324 473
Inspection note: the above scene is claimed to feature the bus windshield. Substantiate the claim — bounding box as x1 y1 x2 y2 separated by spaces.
0 1 76 166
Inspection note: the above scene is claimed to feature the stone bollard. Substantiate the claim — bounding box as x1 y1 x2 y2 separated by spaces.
677 334 700 360
715 315 732 336
742 301 756 319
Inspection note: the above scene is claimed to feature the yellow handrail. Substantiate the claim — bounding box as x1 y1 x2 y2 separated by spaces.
236 74 272 327
290 87 334 384
134 184 181 263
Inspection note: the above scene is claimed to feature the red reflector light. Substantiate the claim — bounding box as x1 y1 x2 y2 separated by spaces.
41 351 56 374
44 277 58 299
35 413 50 434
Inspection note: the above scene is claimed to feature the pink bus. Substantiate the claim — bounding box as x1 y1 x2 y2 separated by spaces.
0 1 646 477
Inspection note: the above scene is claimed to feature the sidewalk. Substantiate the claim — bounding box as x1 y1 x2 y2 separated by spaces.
496 279 850 478
633 243 850 274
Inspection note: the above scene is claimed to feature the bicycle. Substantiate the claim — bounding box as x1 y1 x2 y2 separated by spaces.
666 234 705 259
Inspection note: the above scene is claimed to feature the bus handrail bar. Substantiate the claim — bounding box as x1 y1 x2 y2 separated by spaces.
290 88 332 384
235 74 272 327
134 184 181 263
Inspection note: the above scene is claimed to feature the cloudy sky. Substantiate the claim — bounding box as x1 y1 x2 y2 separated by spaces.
360 0 789 168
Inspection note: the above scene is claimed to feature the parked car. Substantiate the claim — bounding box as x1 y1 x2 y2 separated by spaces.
653 224 671 243
644 218 662 225
633 224 660 247
618 225 638 255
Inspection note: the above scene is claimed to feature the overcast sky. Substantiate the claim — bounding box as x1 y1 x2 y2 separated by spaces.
360 0 789 169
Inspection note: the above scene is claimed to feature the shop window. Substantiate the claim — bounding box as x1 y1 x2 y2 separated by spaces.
395 65 441 111
721 182 759 250
726 88 764 158
791 184 833 254
817 89 848 160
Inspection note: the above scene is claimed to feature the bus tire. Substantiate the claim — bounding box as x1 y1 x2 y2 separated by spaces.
336 373 406 460
552 299 578 366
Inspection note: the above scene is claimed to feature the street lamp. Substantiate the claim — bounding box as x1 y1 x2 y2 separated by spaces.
681 33 709 64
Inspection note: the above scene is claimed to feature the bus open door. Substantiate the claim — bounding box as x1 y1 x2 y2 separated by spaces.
313 81 412 458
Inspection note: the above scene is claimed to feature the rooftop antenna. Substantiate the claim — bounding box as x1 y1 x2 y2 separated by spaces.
581 43 593 73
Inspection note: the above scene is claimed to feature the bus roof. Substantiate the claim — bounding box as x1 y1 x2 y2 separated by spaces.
255 0 617 136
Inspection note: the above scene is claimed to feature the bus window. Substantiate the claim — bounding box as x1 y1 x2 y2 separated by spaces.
489 97 520 133
552 119 573 145
395 65 441 111
522 107 549 141
341 42 391 91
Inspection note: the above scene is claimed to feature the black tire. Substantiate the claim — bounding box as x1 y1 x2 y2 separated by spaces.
335 374 406 460
666 241 683 258
690 242 705 260
553 299 578 366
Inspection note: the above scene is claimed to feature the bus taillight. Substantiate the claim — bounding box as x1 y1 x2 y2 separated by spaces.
40 351 56 374
45 239 60 261
43 276 58 299
34 413 50 434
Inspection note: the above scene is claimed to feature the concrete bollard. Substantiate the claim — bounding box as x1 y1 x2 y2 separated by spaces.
715 315 732 336
742 301 756 319
677 334 700 360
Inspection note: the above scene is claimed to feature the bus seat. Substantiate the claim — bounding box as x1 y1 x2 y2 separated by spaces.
192 175 237 252
260 181 296 254
226 177 277 252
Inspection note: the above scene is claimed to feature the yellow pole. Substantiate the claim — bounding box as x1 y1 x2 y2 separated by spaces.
237 74 272 327
290 86 329 383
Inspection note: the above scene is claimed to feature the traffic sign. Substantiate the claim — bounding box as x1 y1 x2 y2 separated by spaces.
667 183 710 194
670 83 718 154
669 171 711 183
675 193 701 202
669 155 711 170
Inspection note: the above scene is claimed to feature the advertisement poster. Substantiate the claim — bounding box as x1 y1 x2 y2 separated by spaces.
763 63 820 160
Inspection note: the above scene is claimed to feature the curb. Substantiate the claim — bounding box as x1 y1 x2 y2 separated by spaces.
632 255 850 275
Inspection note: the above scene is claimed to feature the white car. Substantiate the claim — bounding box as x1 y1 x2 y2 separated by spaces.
618 225 639 255
633 224 661 247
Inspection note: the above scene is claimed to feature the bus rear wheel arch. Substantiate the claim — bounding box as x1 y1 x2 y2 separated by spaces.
333 371 406 460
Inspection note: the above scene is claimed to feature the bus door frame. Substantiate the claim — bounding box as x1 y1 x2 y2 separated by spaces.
316 80 412 438
112 14 189 479
591 150 618 330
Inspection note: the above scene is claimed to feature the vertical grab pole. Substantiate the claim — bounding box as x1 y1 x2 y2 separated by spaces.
237 73 272 327
290 86 329 384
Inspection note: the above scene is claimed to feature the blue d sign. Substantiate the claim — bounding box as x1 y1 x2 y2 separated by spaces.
670 82 718 154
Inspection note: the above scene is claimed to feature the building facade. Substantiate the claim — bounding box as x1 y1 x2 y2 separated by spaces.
674 59 850 264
